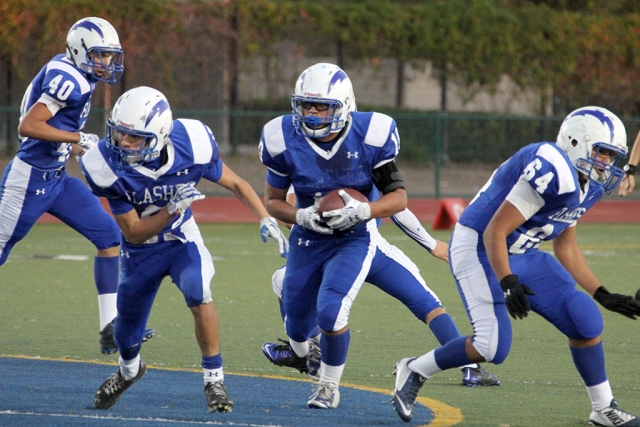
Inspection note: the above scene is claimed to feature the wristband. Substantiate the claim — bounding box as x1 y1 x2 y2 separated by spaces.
623 164 636 176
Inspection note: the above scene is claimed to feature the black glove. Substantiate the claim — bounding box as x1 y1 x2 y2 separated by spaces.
593 286 640 320
500 274 536 320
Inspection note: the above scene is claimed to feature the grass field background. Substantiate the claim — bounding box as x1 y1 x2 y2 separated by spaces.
2 222 640 426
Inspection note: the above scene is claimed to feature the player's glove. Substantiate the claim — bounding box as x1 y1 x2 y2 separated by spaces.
500 274 536 320
77 132 99 151
260 217 289 258
167 182 205 215
323 190 372 231
295 206 333 234
593 286 640 320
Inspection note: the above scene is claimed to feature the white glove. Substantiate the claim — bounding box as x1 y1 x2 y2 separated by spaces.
260 217 289 258
77 132 99 151
295 206 333 234
166 182 205 215
323 190 371 231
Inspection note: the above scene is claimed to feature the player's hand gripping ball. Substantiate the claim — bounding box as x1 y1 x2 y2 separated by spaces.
317 188 369 215
319 188 370 231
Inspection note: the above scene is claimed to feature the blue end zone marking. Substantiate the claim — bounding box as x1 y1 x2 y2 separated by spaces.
0 356 462 426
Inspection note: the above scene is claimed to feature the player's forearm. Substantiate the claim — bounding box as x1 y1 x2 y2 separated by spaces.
369 188 407 218
627 132 640 167
231 180 271 220
18 120 81 144
118 209 175 245
391 208 437 251
483 230 513 281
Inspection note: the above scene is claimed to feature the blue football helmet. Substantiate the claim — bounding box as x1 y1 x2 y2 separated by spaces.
291 63 357 138
65 17 124 84
556 106 628 193
106 86 173 168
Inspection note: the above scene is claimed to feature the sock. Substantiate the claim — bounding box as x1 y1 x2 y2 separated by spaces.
571 342 612 410
119 355 140 380
202 354 224 383
318 330 350 386
321 330 350 366
428 314 478 369
95 256 119 330
290 339 309 358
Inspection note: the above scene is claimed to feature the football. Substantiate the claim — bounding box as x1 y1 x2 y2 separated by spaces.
317 188 369 215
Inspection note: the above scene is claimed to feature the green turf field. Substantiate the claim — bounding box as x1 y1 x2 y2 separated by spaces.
2 222 640 426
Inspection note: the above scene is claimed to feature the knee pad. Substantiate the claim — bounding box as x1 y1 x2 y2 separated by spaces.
316 302 347 332
181 272 208 307
271 266 285 299
566 292 603 339
472 315 512 364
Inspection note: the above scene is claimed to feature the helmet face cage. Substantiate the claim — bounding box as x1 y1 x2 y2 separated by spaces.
556 107 628 194
291 63 356 138
106 121 158 169
106 87 173 169
66 17 124 84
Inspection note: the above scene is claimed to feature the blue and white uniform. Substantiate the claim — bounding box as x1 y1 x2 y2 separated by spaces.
451 142 604 364
260 112 442 343
80 119 223 350
0 54 119 264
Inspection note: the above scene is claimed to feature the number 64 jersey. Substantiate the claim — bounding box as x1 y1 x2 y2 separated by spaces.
458 142 603 255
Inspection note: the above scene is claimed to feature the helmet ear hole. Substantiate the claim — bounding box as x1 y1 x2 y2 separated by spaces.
571 138 578 147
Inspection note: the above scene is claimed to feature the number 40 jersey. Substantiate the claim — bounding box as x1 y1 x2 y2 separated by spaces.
458 142 603 255
17 54 95 170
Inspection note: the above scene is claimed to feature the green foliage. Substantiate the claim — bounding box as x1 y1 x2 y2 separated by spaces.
3 0 640 113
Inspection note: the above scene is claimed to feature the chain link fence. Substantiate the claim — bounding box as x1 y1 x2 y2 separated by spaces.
2 108 638 198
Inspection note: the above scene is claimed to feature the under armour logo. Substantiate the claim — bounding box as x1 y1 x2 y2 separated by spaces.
298 239 310 246
120 250 130 258
177 169 189 176
207 372 220 378
36 189 46 195
346 151 359 159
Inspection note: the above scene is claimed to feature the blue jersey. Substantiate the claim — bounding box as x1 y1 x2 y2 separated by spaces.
259 112 398 232
80 119 223 243
459 142 603 254
18 54 95 169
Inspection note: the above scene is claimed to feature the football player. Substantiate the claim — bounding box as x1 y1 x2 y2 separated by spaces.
261 188 499 387
392 106 640 426
617 129 639 196
81 86 287 413
0 17 153 354
259 63 497 410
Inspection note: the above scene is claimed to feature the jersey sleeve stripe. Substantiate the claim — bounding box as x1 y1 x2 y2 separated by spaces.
364 112 393 147
45 61 91 94
82 148 118 188
536 144 576 195
179 119 213 164
262 117 286 157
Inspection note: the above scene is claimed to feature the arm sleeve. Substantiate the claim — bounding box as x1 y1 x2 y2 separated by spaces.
391 208 437 251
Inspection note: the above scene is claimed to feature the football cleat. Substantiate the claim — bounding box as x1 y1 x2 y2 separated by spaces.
392 357 426 422
261 338 308 374
94 360 146 409
100 319 156 355
307 383 340 409
589 399 640 426
204 381 234 413
461 365 500 387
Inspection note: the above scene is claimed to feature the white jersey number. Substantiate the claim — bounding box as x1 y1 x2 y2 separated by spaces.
508 224 554 254
523 158 554 194
48 75 75 101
